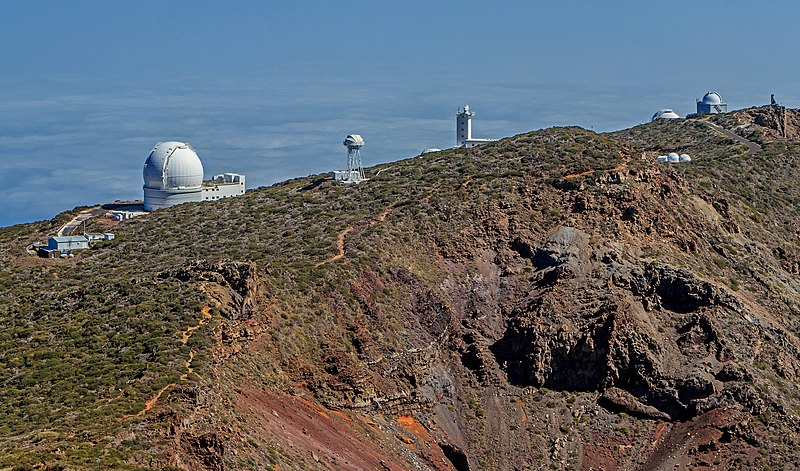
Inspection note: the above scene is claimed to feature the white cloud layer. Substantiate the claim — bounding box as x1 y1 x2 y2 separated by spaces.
0 73 792 227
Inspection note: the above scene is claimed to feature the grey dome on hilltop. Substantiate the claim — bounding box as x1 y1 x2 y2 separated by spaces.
702 92 723 105
142 140 245 211
143 141 204 190
651 109 681 121
697 91 727 114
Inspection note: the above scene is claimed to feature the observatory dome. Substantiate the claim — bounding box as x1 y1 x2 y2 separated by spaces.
651 109 681 121
702 92 723 105
143 141 204 190
343 134 365 148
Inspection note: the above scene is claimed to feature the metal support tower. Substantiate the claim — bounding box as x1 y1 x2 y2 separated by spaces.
343 134 365 183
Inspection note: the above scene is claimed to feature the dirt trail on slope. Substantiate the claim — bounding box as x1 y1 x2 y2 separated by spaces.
121 306 212 419
180 351 196 382
421 189 434 204
316 200 401 266
563 160 628 180
316 227 353 267
181 305 213 344
563 169 602 179
371 205 395 226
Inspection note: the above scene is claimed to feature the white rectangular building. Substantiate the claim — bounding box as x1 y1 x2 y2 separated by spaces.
202 173 246 201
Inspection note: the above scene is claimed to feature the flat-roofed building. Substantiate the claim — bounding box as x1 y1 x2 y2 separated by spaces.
46 235 89 253
202 173 246 201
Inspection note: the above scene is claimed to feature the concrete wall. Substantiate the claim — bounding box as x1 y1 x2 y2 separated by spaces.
332 170 364 182
201 182 245 201
463 139 497 148
697 103 728 114
143 187 203 211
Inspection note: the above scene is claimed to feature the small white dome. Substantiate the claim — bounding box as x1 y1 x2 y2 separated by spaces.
679 154 692 162
702 92 723 105
668 153 680 163
143 141 204 190
651 109 681 121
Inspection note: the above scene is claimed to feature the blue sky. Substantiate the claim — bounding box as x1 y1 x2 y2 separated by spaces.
1 1 799 227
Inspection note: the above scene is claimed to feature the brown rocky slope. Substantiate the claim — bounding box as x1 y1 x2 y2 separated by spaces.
2 106 800 469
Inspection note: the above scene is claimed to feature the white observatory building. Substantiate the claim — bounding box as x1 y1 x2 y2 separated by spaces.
332 134 366 183
142 141 245 211
456 105 497 148
651 109 681 121
696 92 727 114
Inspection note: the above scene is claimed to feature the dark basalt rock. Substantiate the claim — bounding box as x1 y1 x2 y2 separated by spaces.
598 387 671 420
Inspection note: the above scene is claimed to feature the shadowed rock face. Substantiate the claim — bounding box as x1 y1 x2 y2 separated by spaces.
489 227 738 421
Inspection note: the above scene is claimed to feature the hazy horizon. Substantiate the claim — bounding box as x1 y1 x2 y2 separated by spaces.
3 1 799 227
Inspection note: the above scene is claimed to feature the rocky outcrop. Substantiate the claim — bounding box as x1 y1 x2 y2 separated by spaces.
722 105 800 141
171 260 262 320
484 222 770 423
599 387 670 420
630 263 739 313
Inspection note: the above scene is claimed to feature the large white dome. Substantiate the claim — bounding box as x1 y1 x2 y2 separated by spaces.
143 141 204 190
702 92 723 105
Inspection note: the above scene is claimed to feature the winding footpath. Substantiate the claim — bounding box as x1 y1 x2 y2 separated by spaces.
315 198 405 267
315 227 353 267
121 306 212 420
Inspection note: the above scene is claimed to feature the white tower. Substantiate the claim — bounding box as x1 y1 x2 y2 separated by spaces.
334 134 365 183
456 105 474 147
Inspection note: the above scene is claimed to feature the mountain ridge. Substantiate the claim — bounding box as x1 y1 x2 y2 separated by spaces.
2 106 800 469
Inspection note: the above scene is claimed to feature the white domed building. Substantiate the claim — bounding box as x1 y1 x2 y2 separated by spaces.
651 109 681 121
696 91 727 114
143 141 245 211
